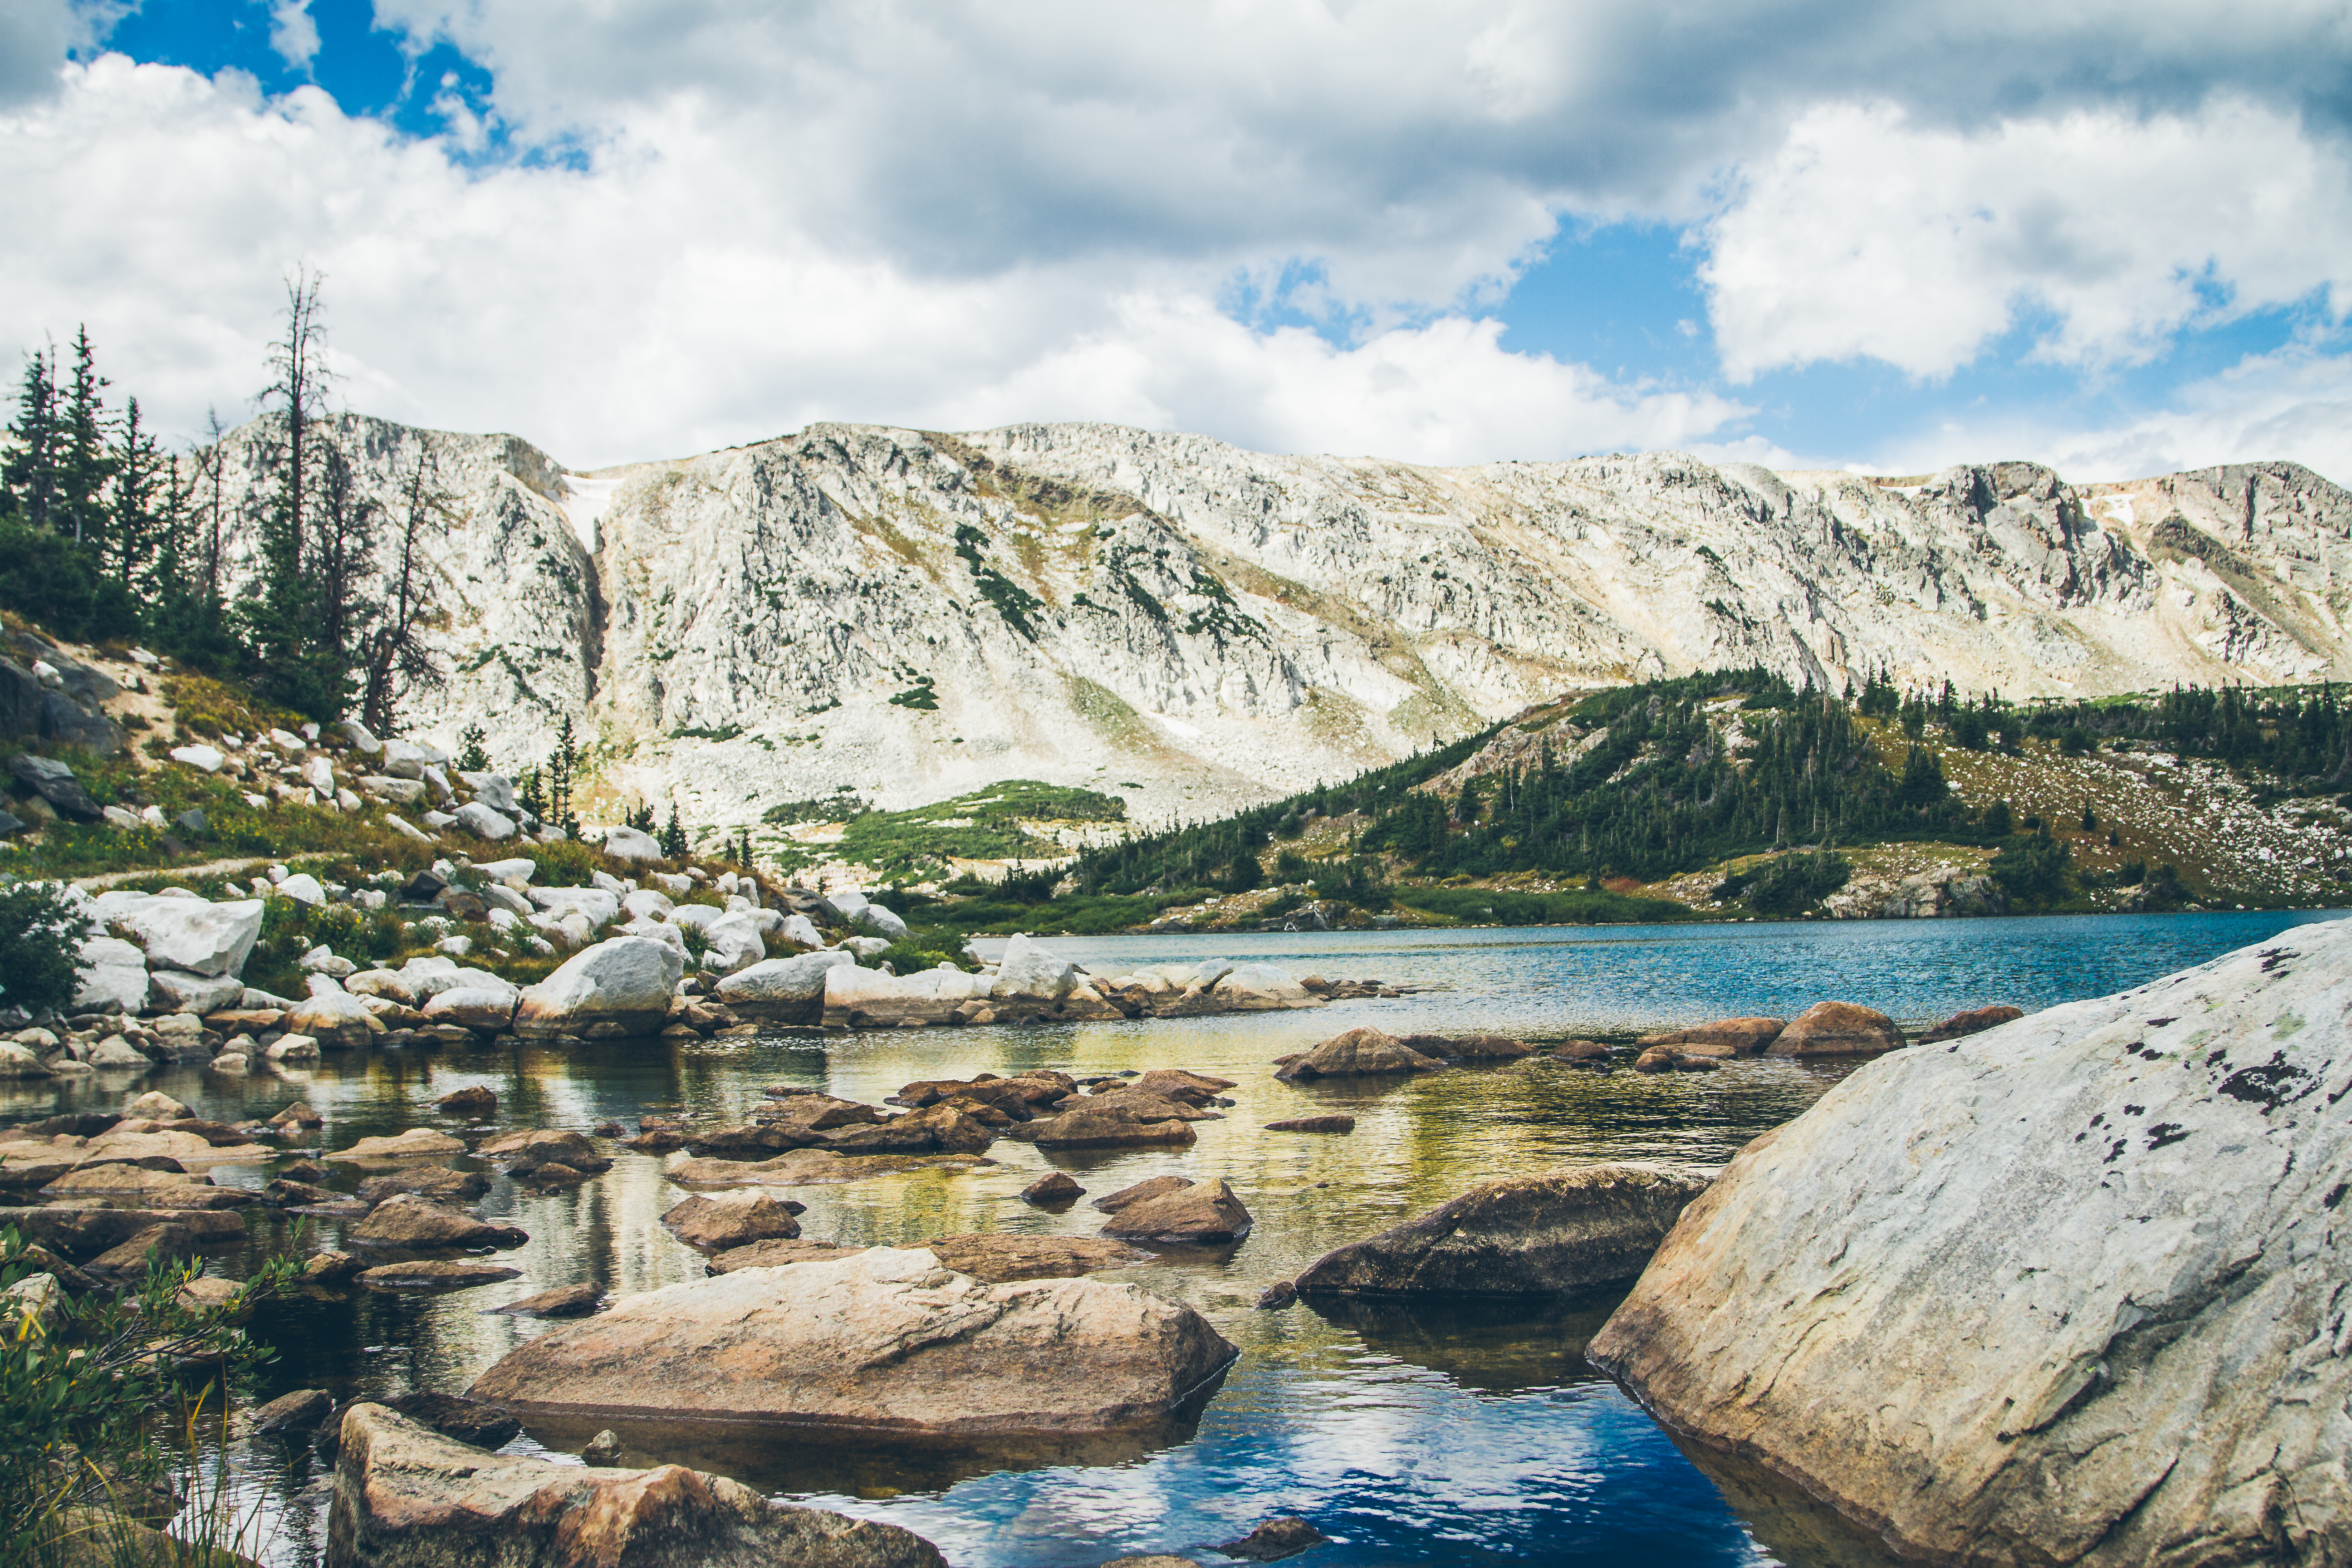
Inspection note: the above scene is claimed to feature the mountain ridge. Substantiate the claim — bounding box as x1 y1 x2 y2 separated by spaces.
191 414 2352 833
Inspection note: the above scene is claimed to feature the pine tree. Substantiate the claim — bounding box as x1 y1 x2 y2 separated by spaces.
108 396 164 590
240 268 343 717
1 348 58 529
54 327 115 553
659 799 688 859
546 715 582 837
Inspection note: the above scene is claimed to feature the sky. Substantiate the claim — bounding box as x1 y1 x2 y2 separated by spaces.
4 0 2351 484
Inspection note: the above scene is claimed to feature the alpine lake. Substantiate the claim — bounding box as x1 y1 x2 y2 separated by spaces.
9 908 2344 1568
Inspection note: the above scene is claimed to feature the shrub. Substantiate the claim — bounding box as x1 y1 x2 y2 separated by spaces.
1742 851 1851 915
0 882 87 1018
0 1226 295 1563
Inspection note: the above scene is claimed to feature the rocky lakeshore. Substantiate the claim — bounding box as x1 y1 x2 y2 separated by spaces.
0 905 2338 1567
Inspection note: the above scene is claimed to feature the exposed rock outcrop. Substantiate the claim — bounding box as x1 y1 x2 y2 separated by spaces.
1294 1164 1709 1298
1765 1000 1902 1056
1274 1027 1446 1082
1589 919 2352 1566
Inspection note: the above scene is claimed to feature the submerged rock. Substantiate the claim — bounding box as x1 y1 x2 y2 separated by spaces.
1020 1171 1084 1206
663 1149 994 1186
1216 1518 1331 1561
1294 1163 1709 1298
489 1281 605 1318
358 1259 523 1290
1588 921 2352 1566
468 1246 1236 1439
1264 1115 1354 1134
328 1402 947 1567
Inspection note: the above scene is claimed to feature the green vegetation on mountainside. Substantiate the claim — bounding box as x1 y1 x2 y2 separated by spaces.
764 779 1128 880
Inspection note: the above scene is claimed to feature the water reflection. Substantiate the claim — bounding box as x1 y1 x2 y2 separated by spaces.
22 910 2337 1566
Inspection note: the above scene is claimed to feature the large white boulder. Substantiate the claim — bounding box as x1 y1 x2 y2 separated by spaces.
1590 917 2352 1567
473 856 535 882
1211 963 1318 1010
775 912 824 950
72 936 150 1013
991 932 1077 1000
620 888 673 922
147 969 245 1015
456 772 519 813
380 738 450 770
825 889 869 923
88 892 264 979
617 916 688 958
423 987 520 1032
168 744 224 772
275 873 326 907
713 951 853 1019
284 988 384 1048
451 802 515 841
527 886 621 931
599 825 664 863
855 902 910 942
514 936 683 1039
698 911 768 975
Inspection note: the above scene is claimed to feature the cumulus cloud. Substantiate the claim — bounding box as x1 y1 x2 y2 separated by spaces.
5 1 2352 477
267 0 320 72
1703 98 2352 381
0 55 1744 466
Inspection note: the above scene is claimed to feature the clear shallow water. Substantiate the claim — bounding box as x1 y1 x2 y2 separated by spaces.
10 908 2341 1567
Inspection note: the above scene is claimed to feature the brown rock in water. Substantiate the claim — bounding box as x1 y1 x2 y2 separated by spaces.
1294 1163 1709 1298
1632 1049 1676 1074
1637 1016 1788 1056
1264 1115 1355 1134
330 1128 466 1162
85 1223 196 1280
1918 1003 2026 1044
435 1085 497 1118
1217 1518 1331 1561
384 1390 522 1451
662 1189 804 1252
922 1234 1149 1284
350 1194 526 1250
685 1121 830 1157
1273 1027 1446 1082
1129 1068 1237 1105
1100 1178 1253 1244
1255 1280 1298 1310
476 1128 613 1173
1768 1000 1903 1056
1020 1171 1084 1206
824 1103 995 1156
266 1178 353 1210
358 1166 491 1207
1029 1094 1207 1151
580 1430 623 1466
1547 1039 1612 1064
328 1403 946 1568
253 1387 334 1436
1400 1034 1535 1062
489 1281 605 1318
1093 1176 1195 1213
358 1259 522 1290
753 1094 885 1132
467 1248 1236 1439
663 1148 995 1187
279 1157 330 1181
301 1250 364 1283
42 1163 247 1208
269 1101 323 1129
706 1238 866 1274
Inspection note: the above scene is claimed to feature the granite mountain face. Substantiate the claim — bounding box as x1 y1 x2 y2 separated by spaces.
199 415 2352 826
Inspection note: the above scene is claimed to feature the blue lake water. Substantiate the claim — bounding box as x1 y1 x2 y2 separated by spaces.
18 908 2340 1567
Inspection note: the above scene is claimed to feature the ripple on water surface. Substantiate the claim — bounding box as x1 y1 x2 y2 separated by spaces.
15 910 2336 1567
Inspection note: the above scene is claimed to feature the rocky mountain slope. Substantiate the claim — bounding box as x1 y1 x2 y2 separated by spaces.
201 416 2352 831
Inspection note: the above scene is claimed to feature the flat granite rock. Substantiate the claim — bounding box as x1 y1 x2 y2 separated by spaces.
469 1246 1236 1438
923 1234 1151 1284
1588 918 2352 1567
359 1259 523 1290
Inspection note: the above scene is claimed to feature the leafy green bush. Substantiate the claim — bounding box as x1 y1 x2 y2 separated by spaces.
1991 831 2073 910
242 897 404 996
0 1226 294 1564
0 882 86 1017
1739 851 1852 915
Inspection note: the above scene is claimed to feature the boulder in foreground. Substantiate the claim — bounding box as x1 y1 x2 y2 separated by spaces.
1589 919 2352 1566
1294 1163 1708 1298
468 1246 1236 1439
514 936 683 1039
327 1402 946 1568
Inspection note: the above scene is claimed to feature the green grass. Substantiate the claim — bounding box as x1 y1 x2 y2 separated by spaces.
825 780 1127 879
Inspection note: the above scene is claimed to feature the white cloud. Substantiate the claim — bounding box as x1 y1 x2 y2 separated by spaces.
0 55 1742 467
1860 343 2352 488
1703 99 2352 381
268 0 320 72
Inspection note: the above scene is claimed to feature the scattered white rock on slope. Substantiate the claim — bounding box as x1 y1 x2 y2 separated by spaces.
1589 916 2352 1566
184 413 2352 827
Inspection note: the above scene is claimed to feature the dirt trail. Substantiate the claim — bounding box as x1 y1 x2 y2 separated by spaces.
73 853 336 893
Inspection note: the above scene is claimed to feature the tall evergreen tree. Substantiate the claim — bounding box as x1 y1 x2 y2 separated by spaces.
0 347 58 529
54 327 115 552
240 269 344 716
359 452 448 735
